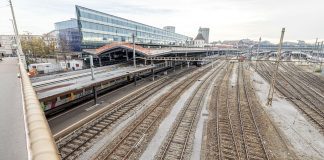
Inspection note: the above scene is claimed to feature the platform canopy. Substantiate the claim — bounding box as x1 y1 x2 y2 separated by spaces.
95 42 172 57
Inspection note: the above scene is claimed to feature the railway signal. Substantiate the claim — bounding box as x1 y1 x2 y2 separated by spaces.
267 28 285 106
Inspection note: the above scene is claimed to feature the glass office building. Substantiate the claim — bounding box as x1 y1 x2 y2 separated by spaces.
55 19 82 51
75 5 191 49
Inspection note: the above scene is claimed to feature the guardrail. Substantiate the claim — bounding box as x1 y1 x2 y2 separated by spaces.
18 59 60 160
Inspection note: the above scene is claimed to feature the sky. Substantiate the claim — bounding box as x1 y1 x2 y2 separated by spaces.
0 0 323 43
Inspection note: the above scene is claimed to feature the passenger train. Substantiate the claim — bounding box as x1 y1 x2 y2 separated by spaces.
42 62 183 115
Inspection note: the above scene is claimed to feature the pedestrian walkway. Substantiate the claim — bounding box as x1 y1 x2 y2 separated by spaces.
0 57 28 160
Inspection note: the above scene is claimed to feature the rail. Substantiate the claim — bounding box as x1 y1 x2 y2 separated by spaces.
18 58 60 160
240 63 269 159
158 62 226 160
255 63 324 131
95 63 214 160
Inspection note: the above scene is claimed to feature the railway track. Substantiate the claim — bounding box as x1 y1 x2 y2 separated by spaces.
282 63 324 94
287 63 324 86
215 63 241 159
56 67 198 160
155 62 227 160
279 63 324 110
206 62 269 160
93 62 221 160
237 63 269 160
256 62 324 133
205 63 236 160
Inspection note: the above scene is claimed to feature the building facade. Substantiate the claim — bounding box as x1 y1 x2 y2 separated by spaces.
193 33 205 47
75 6 191 49
0 35 16 56
163 26 175 33
198 27 210 43
55 19 82 52
42 30 58 49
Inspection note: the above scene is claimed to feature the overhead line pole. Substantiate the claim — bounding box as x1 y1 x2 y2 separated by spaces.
255 37 261 70
313 39 319 71
9 0 27 68
267 28 285 106
317 41 322 62
313 38 318 59
132 33 136 68
320 41 323 71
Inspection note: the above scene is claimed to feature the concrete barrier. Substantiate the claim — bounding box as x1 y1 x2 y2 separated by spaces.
19 60 60 160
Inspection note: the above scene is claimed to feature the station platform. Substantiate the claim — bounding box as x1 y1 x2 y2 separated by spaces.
33 65 154 100
0 57 28 160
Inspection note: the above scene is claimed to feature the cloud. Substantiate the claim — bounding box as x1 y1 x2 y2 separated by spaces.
0 0 323 43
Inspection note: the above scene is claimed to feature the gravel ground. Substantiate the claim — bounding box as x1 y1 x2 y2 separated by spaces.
251 68 324 159
139 67 215 160
190 72 216 160
78 68 196 159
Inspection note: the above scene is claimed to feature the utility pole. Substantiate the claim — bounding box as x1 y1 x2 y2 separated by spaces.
313 38 318 59
320 41 323 72
256 37 261 70
313 40 319 71
132 33 136 68
185 39 188 67
90 55 95 80
9 0 27 69
267 28 285 106
317 42 322 62
89 55 97 104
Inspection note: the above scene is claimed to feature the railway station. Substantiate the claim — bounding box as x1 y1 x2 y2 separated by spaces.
1 2 324 160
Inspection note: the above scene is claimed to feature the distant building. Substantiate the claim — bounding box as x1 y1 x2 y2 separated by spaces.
0 35 16 56
20 34 42 41
163 26 175 33
55 18 82 52
193 33 205 47
54 6 192 51
198 27 210 43
297 40 306 46
42 30 58 49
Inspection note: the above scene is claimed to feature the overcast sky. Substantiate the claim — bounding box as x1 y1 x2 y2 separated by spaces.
0 0 323 43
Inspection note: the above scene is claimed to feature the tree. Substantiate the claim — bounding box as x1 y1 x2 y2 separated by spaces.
21 36 56 62
58 34 70 53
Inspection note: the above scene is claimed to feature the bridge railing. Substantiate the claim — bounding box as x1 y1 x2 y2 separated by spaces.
18 58 60 160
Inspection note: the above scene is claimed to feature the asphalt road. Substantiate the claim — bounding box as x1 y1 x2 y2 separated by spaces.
0 57 28 160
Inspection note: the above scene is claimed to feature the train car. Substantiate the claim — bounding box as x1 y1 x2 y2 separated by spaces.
239 56 246 62
41 62 169 115
195 61 208 67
